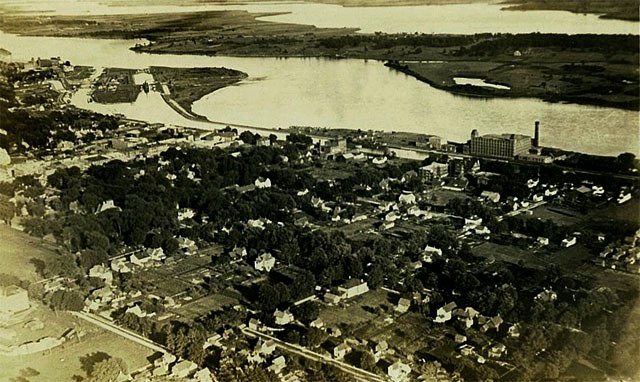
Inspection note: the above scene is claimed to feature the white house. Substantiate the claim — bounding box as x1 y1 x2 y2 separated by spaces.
398 192 416 205
532 194 544 202
274 309 294 326
561 237 577 248
333 343 351 359
388 361 411 381
254 177 272 189
474 226 491 235
435 302 457 323
268 356 286 374
537 237 549 246
480 191 501 203
88 264 114 285
337 279 369 299
254 253 276 272
396 298 411 313
171 360 197 379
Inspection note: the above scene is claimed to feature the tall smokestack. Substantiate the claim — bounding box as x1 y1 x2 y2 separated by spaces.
533 121 540 147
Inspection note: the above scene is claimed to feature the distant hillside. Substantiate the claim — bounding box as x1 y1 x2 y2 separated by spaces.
501 0 640 21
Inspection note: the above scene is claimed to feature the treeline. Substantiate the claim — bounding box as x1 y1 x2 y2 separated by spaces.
455 33 640 56
317 33 639 54
318 33 486 50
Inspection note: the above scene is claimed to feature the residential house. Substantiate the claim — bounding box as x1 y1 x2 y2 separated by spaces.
372 156 388 165
337 279 369 299
153 353 177 368
129 252 153 268
535 289 557 302
310 318 324 329
111 258 131 273
171 360 197 379
274 309 294 326
488 343 507 358
480 191 501 203
435 302 457 323
268 356 287 374
455 334 467 343
562 237 577 248
398 192 416 205
260 340 277 356
388 361 411 381
481 315 504 332
324 292 342 305
88 265 114 285
396 298 411 313
254 177 272 189
508 323 521 338
193 368 214 382
422 245 442 263
457 307 479 328
464 215 483 227
537 237 549 246
248 318 262 331
459 344 475 356
475 226 491 235
333 343 351 359
255 253 276 272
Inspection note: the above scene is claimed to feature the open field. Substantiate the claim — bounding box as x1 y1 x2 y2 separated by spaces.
318 289 394 328
178 293 239 320
0 224 56 282
472 242 547 269
525 205 580 226
0 308 153 382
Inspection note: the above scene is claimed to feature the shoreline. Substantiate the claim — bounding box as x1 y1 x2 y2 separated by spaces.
385 62 640 112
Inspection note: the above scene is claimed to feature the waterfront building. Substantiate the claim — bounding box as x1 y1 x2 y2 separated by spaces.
469 129 532 159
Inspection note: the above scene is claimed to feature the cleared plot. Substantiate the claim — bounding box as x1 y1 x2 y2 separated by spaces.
318 289 393 328
526 205 579 226
472 242 547 269
382 312 436 354
0 225 55 282
177 293 239 320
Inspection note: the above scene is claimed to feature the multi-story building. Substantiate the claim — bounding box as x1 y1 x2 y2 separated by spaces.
469 129 531 159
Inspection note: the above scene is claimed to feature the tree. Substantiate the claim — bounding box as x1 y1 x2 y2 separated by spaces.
49 290 85 311
291 302 319 324
88 357 127 382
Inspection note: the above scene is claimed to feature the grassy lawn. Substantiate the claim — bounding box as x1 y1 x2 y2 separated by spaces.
0 308 153 382
318 289 394 329
0 225 56 282
177 293 239 320
472 242 547 269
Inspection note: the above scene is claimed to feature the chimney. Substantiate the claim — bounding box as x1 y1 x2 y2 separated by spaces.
533 121 540 147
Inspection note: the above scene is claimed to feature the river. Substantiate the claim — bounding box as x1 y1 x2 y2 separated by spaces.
2 0 638 34
0 1 638 156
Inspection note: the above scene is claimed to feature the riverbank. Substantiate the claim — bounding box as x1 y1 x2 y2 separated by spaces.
500 0 640 22
386 60 640 111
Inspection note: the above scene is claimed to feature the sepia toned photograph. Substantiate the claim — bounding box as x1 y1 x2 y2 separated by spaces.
0 1 638 381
